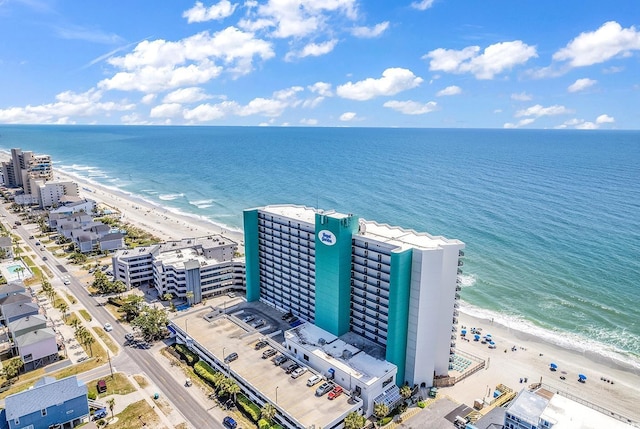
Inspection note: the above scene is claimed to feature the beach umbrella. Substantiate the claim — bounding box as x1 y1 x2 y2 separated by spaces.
485 334 492 338
550 363 558 369
474 334 481 341
461 329 467 335
578 374 587 380
489 341 495 345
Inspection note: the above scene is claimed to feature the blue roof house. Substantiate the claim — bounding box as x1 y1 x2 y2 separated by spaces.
4 376 89 429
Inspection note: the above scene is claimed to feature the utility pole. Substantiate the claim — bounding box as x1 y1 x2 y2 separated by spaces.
108 350 114 379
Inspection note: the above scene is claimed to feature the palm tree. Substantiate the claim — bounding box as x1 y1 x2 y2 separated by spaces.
261 403 276 423
70 318 81 332
226 381 240 403
84 335 95 357
344 412 365 429
107 397 115 420
399 385 412 400
58 302 69 320
373 403 389 420
185 290 195 305
14 266 25 279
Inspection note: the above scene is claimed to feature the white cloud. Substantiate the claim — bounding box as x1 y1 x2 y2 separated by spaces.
596 114 615 124
163 87 212 104
383 100 438 115
0 89 134 124
254 0 358 39
336 68 423 100
576 121 598 130
183 102 239 121
141 94 157 104
308 82 333 96
425 41 537 79
436 85 461 96
603 65 624 74
494 109 503 113
411 0 435 11
300 118 318 125
99 27 274 92
183 1 238 23
340 112 357 121
351 22 389 38
511 92 532 101
553 21 640 68
568 78 597 93
503 118 535 128
287 39 338 60
149 103 183 118
515 104 572 118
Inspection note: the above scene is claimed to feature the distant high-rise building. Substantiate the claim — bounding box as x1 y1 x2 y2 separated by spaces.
243 204 464 386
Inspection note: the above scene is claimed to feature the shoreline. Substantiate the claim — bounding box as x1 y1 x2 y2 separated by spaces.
1 151 639 419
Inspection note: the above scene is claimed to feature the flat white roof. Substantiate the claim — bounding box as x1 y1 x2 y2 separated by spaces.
285 323 396 386
156 247 220 268
258 205 463 251
359 220 464 251
543 393 634 429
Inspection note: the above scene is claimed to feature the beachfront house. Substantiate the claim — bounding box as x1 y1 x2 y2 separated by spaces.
1 301 40 325
49 196 96 216
13 327 58 370
7 314 47 338
99 232 125 252
3 375 89 429
0 236 13 260
0 282 25 301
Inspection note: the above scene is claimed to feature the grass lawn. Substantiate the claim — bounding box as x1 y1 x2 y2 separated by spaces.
40 265 53 278
133 375 149 388
87 373 136 398
65 292 77 304
66 313 108 362
109 400 165 429
92 326 119 354
79 309 93 321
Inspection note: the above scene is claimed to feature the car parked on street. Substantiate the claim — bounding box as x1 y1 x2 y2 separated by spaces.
93 408 108 420
103 323 113 332
223 416 237 429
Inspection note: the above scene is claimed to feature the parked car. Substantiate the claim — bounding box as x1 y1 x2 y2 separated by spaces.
291 366 307 379
328 385 343 400
252 319 265 328
281 311 293 320
306 374 322 386
273 355 287 366
223 416 237 429
96 379 107 393
125 333 135 342
224 352 238 363
254 340 268 350
227 292 236 298
262 349 277 359
103 323 113 332
93 408 108 420
42 256 48 261
316 382 334 396
242 315 255 323
284 362 299 374
63 279 70 285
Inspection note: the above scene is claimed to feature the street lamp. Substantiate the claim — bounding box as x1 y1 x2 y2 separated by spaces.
276 386 279 404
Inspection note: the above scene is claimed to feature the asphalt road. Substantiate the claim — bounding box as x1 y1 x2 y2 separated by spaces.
2 208 222 429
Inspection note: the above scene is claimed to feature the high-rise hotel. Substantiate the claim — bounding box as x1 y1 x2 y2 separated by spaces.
244 205 464 386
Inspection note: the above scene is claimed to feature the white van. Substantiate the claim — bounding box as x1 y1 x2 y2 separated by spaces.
306 374 321 387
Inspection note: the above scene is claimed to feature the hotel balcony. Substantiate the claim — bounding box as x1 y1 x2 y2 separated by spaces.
455 293 460 300
459 250 465 257
451 341 456 348
456 285 462 292
452 317 458 324
457 268 463 275
450 348 456 355
451 333 456 340
453 310 459 317
458 260 464 266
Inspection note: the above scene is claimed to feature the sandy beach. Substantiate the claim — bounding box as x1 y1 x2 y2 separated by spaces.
443 313 640 422
3 151 640 423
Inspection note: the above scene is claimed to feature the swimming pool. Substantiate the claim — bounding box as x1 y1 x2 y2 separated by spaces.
7 265 24 274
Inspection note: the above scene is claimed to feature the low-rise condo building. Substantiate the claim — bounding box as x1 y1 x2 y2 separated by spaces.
112 236 245 302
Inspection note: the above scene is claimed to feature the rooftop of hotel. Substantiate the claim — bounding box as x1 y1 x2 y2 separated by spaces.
257 204 464 250
358 220 464 251
285 323 396 386
154 247 221 268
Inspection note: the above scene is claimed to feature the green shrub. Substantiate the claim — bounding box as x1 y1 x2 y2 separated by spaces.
88 391 97 400
175 344 200 366
258 419 270 429
194 360 219 386
271 425 283 429
380 417 392 426
417 401 426 408
237 394 261 422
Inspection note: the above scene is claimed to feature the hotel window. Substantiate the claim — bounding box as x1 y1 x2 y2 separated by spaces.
41 409 47 416
378 254 382 262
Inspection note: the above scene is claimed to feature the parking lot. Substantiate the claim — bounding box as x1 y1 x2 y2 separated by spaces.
172 308 359 428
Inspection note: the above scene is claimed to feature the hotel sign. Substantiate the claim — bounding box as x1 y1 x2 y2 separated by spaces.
318 230 336 246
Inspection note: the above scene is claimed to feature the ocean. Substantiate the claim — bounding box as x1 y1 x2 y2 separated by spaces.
1 125 639 369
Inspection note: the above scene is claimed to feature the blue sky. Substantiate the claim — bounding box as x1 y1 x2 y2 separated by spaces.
0 0 639 129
